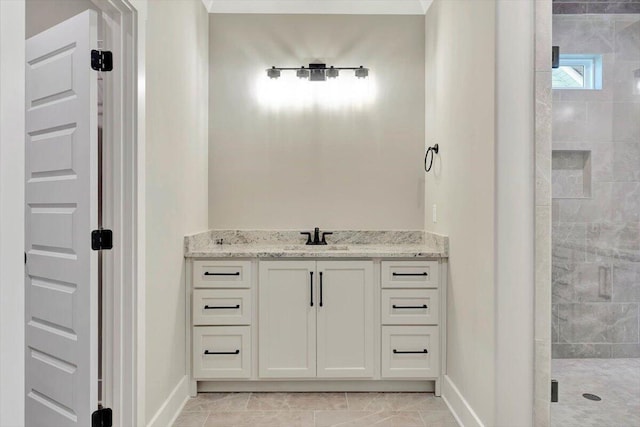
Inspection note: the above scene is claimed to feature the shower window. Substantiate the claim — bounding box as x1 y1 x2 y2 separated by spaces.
552 54 602 90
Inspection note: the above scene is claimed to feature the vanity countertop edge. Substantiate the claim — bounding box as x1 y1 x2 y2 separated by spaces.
184 229 449 259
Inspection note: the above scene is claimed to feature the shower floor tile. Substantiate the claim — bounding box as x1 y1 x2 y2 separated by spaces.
552 358 640 427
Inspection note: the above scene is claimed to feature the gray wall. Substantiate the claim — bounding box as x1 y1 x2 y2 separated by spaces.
552 14 640 358
26 0 98 38
208 14 425 230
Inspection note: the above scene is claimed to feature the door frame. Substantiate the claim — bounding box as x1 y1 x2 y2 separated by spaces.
90 1 141 425
0 2 27 426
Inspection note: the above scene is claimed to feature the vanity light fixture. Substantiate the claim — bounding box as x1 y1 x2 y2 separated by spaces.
267 63 369 81
267 66 281 79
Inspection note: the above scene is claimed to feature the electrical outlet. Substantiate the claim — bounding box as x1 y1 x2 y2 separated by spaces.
432 204 437 223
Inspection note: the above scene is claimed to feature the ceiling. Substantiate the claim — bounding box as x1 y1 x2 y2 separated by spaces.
201 0 433 15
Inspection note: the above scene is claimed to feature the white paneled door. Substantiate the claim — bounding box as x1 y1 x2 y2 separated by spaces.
25 10 99 427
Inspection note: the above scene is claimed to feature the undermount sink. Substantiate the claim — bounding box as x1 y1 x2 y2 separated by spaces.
281 244 349 251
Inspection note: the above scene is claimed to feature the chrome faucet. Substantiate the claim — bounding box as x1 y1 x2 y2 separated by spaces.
300 227 333 245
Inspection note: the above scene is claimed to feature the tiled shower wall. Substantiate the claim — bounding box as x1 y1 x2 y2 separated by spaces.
553 0 640 15
551 14 640 358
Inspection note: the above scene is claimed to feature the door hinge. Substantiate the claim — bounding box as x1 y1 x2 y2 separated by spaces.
551 379 559 402
91 229 113 251
92 407 112 427
552 46 560 69
91 49 113 72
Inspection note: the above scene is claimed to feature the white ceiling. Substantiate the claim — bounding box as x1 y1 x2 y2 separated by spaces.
201 0 433 15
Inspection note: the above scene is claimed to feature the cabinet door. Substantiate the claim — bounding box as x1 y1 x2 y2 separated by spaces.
259 261 316 378
316 261 374 378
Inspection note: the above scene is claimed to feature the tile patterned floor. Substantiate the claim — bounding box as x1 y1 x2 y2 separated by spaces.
551 358 640 427
173 392 458 427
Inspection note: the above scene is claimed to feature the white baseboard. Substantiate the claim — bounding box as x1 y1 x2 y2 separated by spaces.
147 375 189 427
442 375 484 427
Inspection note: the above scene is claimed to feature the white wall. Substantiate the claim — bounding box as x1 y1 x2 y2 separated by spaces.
144 0 209 423
208 14 425 230
495 0 534 425
425 1 535 425
424 1 497 425
0 2 26 425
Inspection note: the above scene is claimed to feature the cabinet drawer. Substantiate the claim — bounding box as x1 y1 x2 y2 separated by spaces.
193 326 251 379
381 261 439 288
381 289 439 325
193 289 251 326
381 326 439 379
193 260 252 288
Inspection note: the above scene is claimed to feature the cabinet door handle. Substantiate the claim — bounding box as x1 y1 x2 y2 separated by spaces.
393 349 428 354
204 349 240 355
392 304 428 309
392 272 428 277
204 304 240 310
204 271 240 276
319 271 323 307
310 271 314 307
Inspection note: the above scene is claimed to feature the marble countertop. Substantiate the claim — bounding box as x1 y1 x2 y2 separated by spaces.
184 230 448 259
185 243 446 259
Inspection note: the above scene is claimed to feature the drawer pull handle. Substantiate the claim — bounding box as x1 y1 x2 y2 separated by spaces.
204 349 240 355
204 304 240 310
204 272 240 276
392 304 428 309
393 349 428 354
392 272 428 277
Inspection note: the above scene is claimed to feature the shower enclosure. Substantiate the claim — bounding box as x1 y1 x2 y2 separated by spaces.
551 2 640 425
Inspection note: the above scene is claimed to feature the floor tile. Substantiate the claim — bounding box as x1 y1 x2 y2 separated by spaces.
551 358 640 426
247 392 348 410
315 410 425 427
419 410 458 427
182 393 250 412
174 391 458 427
346 393 446 412
172 411 209 427
203 410 314 427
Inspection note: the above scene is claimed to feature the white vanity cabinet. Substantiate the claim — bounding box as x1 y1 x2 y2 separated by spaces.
258 261 374 379
187 256 446 395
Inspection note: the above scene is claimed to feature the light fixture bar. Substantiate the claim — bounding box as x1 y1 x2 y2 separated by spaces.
266 63 369 81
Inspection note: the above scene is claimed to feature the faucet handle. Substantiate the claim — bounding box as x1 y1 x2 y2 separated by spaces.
300 232 312 245
321 232 333 245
